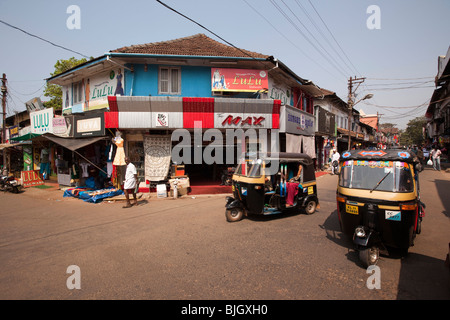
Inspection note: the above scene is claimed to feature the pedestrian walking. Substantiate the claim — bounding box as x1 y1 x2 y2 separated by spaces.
416 145 424 166
123 156 138 208
431 146 442 171
331 148 340 175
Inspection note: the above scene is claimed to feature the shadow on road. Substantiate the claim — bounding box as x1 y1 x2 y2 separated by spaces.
434 179 450 218
397 251 450 299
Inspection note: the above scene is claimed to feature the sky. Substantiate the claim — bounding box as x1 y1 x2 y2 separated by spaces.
0 0 449 130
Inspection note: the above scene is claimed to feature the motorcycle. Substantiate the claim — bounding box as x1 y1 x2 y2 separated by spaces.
0 174 22 193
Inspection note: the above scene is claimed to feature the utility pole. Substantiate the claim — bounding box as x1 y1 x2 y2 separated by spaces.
347 76 366 150
1 73 7 144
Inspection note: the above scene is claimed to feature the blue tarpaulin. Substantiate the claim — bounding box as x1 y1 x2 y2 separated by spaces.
63 187 124 203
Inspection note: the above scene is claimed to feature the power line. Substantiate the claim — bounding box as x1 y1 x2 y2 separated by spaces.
294 0 355 76
365 100 430 109
269 0 348 78
242 0 342 80
7 81 46 96
307 0 361 77
0 19 89 58
156 0 259 63
368 85 434 91
364 80 434 87
366 76 434 81
278 0 349 77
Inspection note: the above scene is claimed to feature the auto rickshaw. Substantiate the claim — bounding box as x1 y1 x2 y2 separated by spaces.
225 152 319 222
336 149 425 267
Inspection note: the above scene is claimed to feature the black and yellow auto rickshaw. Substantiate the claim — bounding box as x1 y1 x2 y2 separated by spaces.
225 152 319 222
336 149 425 267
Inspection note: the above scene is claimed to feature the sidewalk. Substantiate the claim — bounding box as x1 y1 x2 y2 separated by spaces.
30 169 331 198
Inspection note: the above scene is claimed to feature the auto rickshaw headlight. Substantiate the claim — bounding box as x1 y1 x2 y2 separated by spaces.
355 226 366 238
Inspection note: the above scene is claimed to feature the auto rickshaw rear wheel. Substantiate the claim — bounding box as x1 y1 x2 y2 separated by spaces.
225 208 244 222
359 246 379 268
303 200 317 215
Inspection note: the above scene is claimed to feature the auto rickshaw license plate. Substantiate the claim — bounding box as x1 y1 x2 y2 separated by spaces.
346 204 359 215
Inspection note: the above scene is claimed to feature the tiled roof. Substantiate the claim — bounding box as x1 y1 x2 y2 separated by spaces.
319 88 336 96
111 33 270 59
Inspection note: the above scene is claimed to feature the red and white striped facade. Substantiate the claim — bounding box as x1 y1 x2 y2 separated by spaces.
105 96 281 130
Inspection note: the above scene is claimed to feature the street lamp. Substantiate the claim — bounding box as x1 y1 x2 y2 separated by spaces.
347 93 373 150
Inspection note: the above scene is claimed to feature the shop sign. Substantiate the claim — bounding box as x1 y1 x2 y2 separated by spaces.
280 105 315 135
221 115 265 126
30 108 54 134
156 113 169 127
9 125 19 143
23 145 33 171
21 170 44 188
268 78 291 106
53 117 71 137
62 68 124 114
211 68 268 92
25 97 45 113
73 113 105 137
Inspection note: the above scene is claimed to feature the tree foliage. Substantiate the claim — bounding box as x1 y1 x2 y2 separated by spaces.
43 57 90 110
399 116 426 146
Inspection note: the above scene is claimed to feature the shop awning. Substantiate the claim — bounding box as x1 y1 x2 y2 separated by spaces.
10 133 41 142
0 142 30 150
39 133 108 151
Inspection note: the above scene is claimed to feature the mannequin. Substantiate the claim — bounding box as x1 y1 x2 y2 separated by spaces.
113 131 126 166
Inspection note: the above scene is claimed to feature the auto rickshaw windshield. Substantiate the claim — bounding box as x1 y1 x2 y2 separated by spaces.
234 158 262 177
248 159 262 177
339 160 414 192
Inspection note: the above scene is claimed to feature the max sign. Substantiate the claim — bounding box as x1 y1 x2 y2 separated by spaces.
221 115 265 126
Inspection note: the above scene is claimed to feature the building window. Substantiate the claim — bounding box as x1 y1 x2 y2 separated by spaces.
159 67 181 95
73 81 83 104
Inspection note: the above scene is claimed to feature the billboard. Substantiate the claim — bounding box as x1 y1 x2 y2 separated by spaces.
211 68 268 92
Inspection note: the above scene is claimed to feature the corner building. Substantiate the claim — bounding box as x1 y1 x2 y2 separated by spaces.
47 34 322 191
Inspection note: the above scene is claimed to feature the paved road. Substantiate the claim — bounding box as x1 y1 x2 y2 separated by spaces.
0 168 449 300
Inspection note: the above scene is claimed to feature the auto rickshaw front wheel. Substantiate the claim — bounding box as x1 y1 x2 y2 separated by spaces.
359 246 379 268
225 208 244 222
303 200 317 215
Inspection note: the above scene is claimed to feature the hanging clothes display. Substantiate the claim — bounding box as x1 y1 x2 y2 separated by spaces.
113 132 126 166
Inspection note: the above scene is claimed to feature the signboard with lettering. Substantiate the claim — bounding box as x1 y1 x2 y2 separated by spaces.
268 78 292 106
30 108 54 135
280 105 315 136
21 170 44 188
62 68 124 114
73 112 105 137
9 125 19 143
211 68 268 92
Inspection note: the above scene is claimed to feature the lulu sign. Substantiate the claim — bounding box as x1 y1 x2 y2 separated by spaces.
31 108 54 134
211 68 268 92
21 170 44 188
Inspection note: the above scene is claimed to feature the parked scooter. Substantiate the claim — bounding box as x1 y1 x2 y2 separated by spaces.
0 173 21 193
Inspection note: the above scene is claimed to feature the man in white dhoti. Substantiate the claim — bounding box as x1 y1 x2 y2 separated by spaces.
123 156 138 208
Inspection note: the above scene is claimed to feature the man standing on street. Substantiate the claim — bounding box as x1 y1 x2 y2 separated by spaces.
123 156 138 208
431 146 442 171
331 148 340 175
